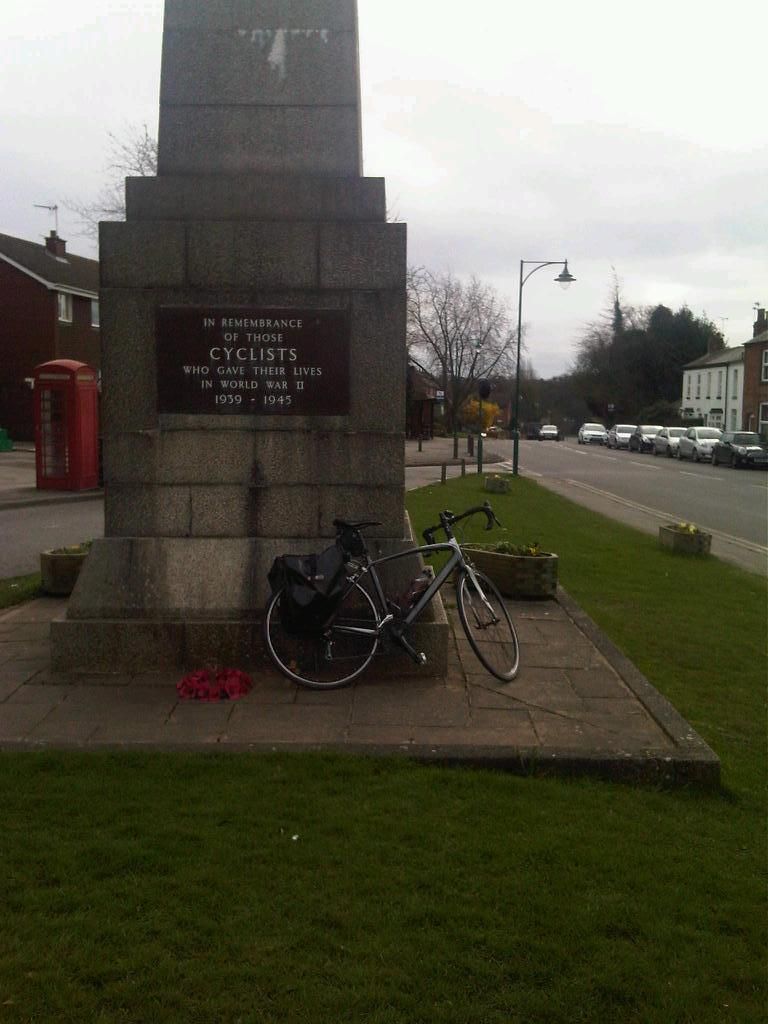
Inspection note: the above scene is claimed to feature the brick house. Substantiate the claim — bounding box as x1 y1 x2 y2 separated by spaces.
406 364 439 438
0 230 100 441
742 308 768 438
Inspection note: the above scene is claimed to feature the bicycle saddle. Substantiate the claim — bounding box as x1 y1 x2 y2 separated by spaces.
332 519 382 531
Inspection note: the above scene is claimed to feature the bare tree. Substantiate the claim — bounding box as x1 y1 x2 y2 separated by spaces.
65 124 157 240
407 268 517 443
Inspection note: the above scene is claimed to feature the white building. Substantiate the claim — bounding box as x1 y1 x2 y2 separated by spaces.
680 347 743 430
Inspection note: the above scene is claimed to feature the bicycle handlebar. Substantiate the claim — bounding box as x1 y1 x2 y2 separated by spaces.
422 502 502 545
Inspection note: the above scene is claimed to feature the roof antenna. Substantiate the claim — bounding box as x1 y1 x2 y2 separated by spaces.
34 203 59 234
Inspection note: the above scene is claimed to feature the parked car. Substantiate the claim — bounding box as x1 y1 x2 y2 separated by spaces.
606 424 637 449
711 431 768 469
653 426 687 458
577 422 607 445
525 423 541 440
677 426 722 462
628 425 664 453
538 424 561 441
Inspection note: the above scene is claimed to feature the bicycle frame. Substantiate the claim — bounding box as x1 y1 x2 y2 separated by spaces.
332 536 490 640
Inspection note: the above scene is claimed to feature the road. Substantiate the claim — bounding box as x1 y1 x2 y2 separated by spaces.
406 437 767 576
2 439 765 579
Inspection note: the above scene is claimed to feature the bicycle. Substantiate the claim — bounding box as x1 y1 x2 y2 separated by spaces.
263 502 520 690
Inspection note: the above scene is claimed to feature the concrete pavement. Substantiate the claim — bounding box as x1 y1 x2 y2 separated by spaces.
0 441 721 783
0 448 102 510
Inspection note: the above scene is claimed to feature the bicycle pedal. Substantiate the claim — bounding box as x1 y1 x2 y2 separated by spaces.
393 630 427 666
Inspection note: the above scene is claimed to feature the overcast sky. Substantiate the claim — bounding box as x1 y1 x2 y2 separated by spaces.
2 0 764 377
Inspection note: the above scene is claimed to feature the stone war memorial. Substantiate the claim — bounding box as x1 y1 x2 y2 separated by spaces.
53 0 448 673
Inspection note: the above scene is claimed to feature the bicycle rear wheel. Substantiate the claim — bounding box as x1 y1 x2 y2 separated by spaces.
457 570 520 681
263 582 380 689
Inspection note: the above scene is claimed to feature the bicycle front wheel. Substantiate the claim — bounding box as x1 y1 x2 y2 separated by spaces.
263 582 380 689
457 570 520 681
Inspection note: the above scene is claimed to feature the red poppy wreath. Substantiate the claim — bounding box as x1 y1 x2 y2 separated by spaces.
176 668 253 702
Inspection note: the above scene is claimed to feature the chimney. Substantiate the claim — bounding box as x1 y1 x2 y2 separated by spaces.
754 307 766 338
44 230 66 258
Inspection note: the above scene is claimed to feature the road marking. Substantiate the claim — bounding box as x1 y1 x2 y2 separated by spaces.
563 479 768 556
629 460 660 470
498 461 542 477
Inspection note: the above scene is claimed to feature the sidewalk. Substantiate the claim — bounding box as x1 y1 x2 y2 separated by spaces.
0 442 721 784
0 587 720 786
0 449 102 510
405 435 503 467
0 439 477 510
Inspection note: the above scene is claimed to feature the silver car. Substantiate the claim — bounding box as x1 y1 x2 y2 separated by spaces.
578 422 608 445
606 424 637 449
653 426 687 457
538 424 561 441
677 426 722 462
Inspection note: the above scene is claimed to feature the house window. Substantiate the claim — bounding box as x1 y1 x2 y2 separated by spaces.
695 374 701 398
685 375 691 399
57 293 72 322
91 300 100 328
706 372 711 399
732 369 738 399
762 350 768 383
730 409 737 430
716 371 722 399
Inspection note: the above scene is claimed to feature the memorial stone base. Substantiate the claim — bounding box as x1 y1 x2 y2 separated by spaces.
52 518 449 677
51 178 447 675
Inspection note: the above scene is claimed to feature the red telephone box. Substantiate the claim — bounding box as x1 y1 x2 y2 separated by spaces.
33 360 99 491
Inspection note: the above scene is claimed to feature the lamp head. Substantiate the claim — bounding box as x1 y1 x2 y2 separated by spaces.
555 260 576 289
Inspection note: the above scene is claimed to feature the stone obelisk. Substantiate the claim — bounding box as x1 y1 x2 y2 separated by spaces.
52 0 447 672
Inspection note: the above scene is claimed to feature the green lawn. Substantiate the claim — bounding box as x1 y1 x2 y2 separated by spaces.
0 476 765 1023
0 572 41 611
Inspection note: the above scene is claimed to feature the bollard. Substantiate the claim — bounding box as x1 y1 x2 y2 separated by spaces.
461 459 466 477
441 463 447 485
418 434 423 452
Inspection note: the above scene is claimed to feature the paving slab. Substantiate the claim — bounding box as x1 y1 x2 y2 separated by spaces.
0 590 720 786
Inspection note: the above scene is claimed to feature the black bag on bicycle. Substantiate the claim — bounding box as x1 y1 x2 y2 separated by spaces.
267 543 348 635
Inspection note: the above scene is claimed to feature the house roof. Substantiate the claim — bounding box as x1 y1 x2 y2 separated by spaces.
0 231 98 297
683 346 744 370
744 329 768 347
408 364 439 400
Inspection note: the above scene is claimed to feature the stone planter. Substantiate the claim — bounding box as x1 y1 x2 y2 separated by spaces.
484 475 510 495
658 525 712 556
465 547 558 599
40 548 89 596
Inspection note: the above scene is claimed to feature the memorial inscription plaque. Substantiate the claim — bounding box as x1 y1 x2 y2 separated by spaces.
156 307 350 415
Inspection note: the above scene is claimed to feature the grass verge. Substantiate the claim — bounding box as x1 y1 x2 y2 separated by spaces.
0 572 41 611
0 476 765 1023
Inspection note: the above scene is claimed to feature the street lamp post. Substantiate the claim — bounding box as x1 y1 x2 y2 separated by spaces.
512 259 576 476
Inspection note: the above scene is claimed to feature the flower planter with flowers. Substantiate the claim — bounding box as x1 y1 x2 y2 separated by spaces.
658 522 712 556
464 541 558 599
40 541 92 596
484 474 511 495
